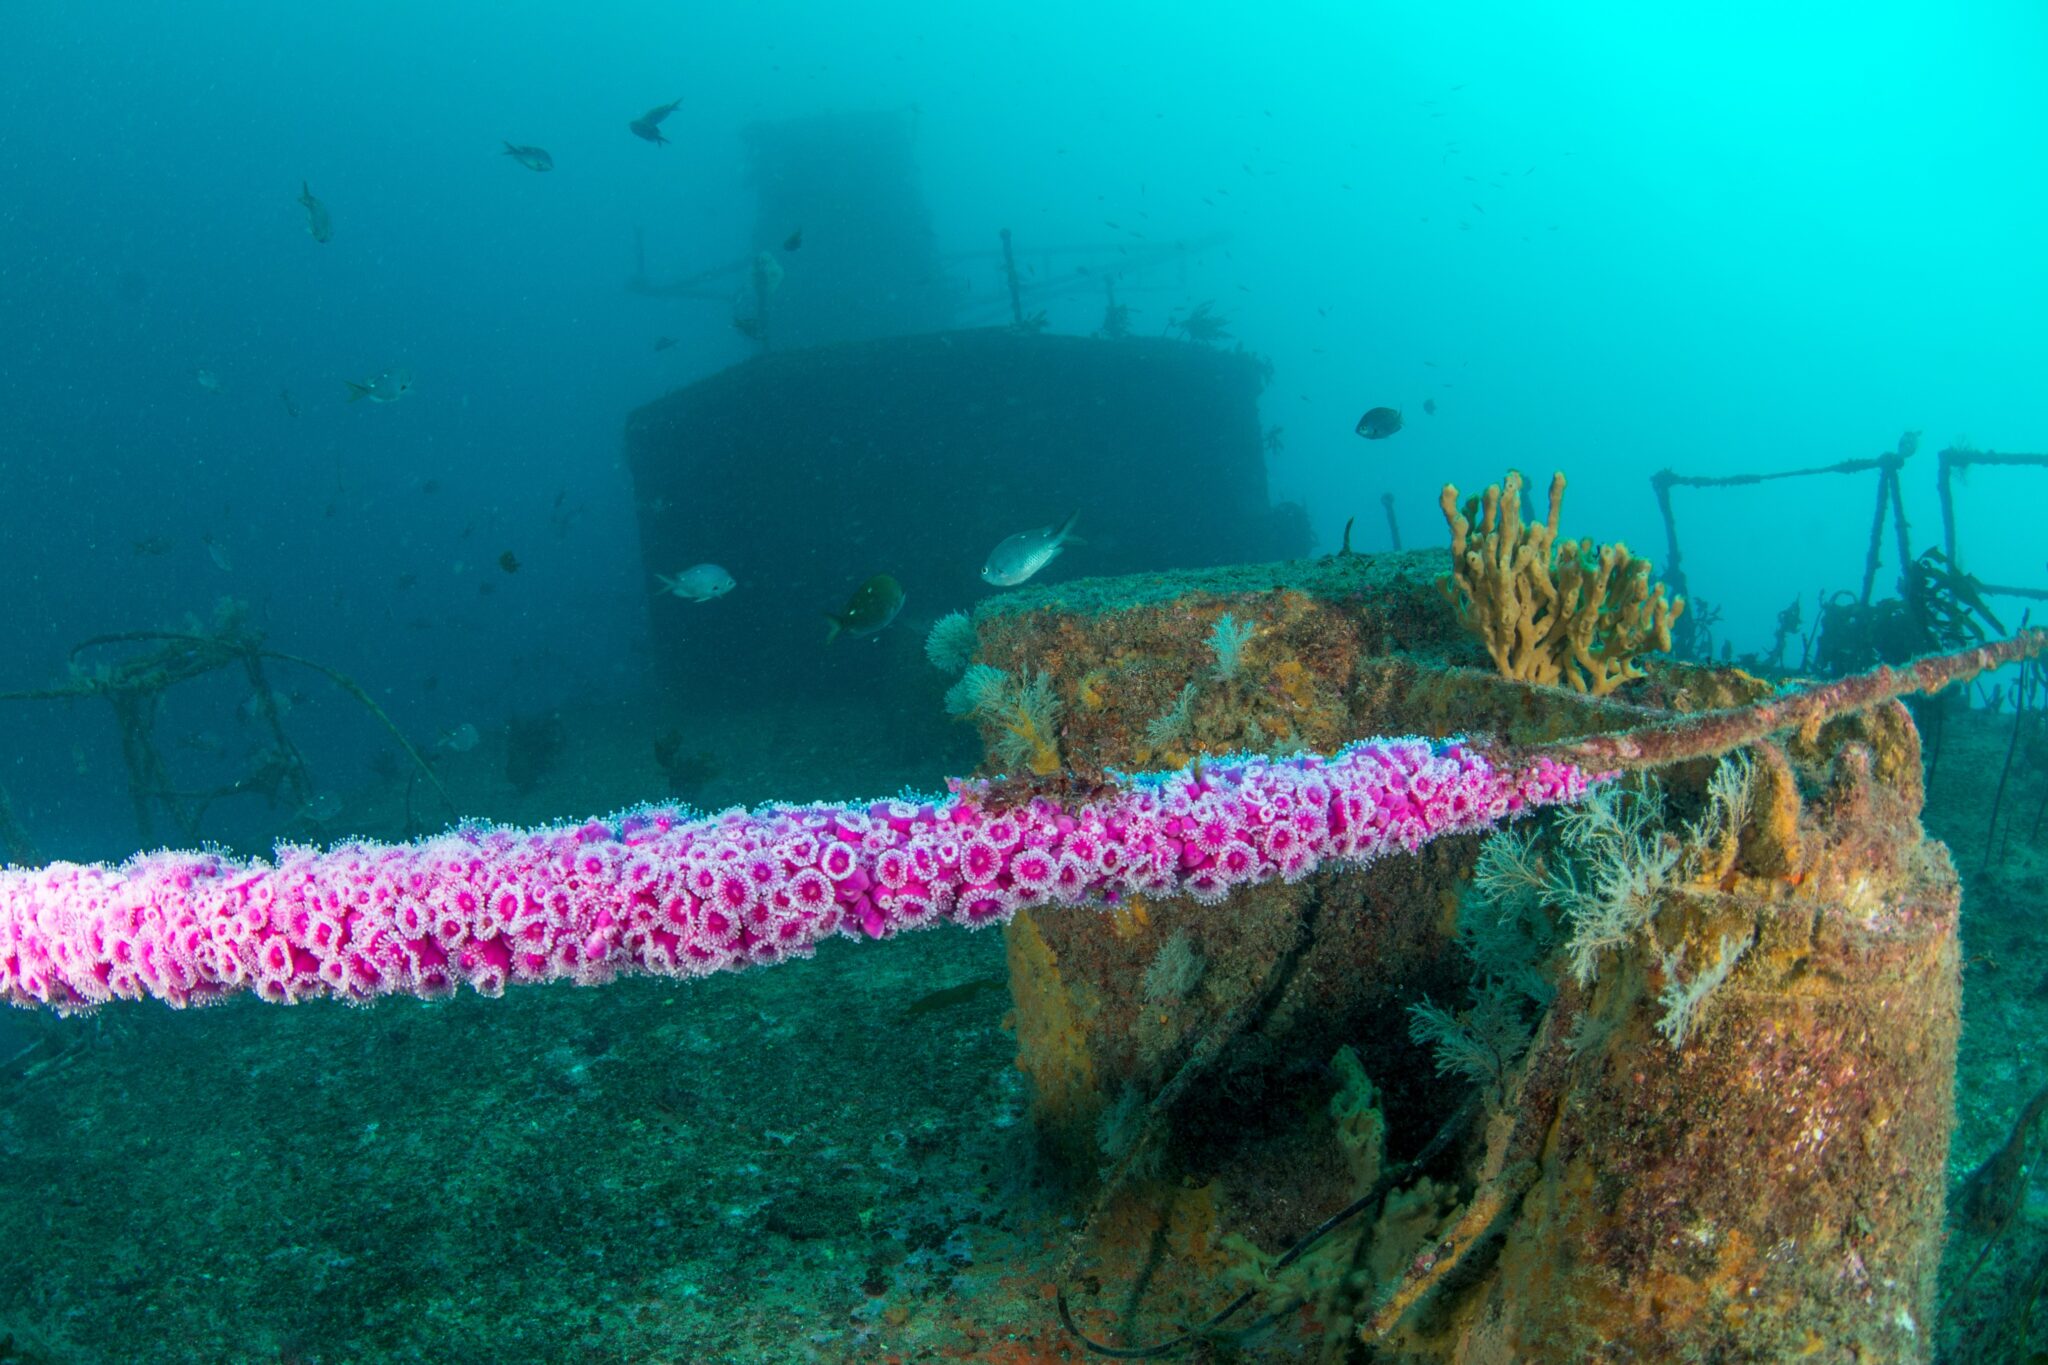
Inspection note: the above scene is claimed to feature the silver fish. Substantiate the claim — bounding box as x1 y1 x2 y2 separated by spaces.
657 563 736 602
982 511 1080 587
195 368 223 393
346 368 415 404
436 722 480 753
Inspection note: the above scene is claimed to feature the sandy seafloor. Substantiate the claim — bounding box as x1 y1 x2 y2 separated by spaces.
0 694 2043 1363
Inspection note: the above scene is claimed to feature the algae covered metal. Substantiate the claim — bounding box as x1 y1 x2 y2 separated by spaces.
964 549 1961 1362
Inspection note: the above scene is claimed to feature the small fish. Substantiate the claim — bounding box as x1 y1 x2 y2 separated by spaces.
732 315 763 340
436 722 480 753
1422 398 1437 416
298 182 333 243
1355 407 1403 440
652 336 678 352
132 536 174 557
498 551 521 574
629 99 682 145
824 574 905 642
395 571 418 589
502 141 554 172
782 228 802 252
903 975 1007 1018
657 564 736 602
236 688 291 724
279 387 299 418
298 792 344 825
345 368 414 404
202 533 234 572
982 511 1080 587
195 368 223 393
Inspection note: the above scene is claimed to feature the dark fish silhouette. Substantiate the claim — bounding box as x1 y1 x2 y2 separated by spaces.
1355 407 1403 440
345 368 414 404
783 228 802 252
824 574 905 642
629 99 682 145
652 336 677 351
298 182 333 243
903 975 1006 1018
499 551 521 574
502 142 554 172
1423 398 1437 416
279 388 300 418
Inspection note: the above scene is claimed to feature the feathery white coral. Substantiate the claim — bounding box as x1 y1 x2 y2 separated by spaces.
1144 681 1200 751
924 612 978 674
989 671 1063 773
1547 779 1679 987
1408 979 1533 1100
1208 614 1256 680
1471 825 1547 917
944 664 1008 717
1655 932 1749 1047
1682 753 1755 876
1142 929 1206 1004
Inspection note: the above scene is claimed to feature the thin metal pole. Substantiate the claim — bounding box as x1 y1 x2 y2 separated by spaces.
1938 448 1960 569
1860 465 1891 604
999 228 1023 326
1887 463 1913 577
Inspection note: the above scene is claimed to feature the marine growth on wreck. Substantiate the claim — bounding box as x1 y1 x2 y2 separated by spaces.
4 21 2048 1363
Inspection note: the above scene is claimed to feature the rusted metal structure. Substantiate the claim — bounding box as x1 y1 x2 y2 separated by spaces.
954 551 1973 1361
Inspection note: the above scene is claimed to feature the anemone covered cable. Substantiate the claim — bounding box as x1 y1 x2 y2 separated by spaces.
0 739 1594 1013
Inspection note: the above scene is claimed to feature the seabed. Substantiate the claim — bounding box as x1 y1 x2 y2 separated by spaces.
0 553 2041 1362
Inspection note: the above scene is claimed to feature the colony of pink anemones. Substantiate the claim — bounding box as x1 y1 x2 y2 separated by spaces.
0 739 1594 1014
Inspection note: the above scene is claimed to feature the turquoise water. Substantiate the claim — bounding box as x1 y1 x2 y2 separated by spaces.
2 3 2046 1360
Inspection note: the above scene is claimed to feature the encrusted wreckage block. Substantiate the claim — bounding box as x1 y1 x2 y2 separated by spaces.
964 553 1955 1362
